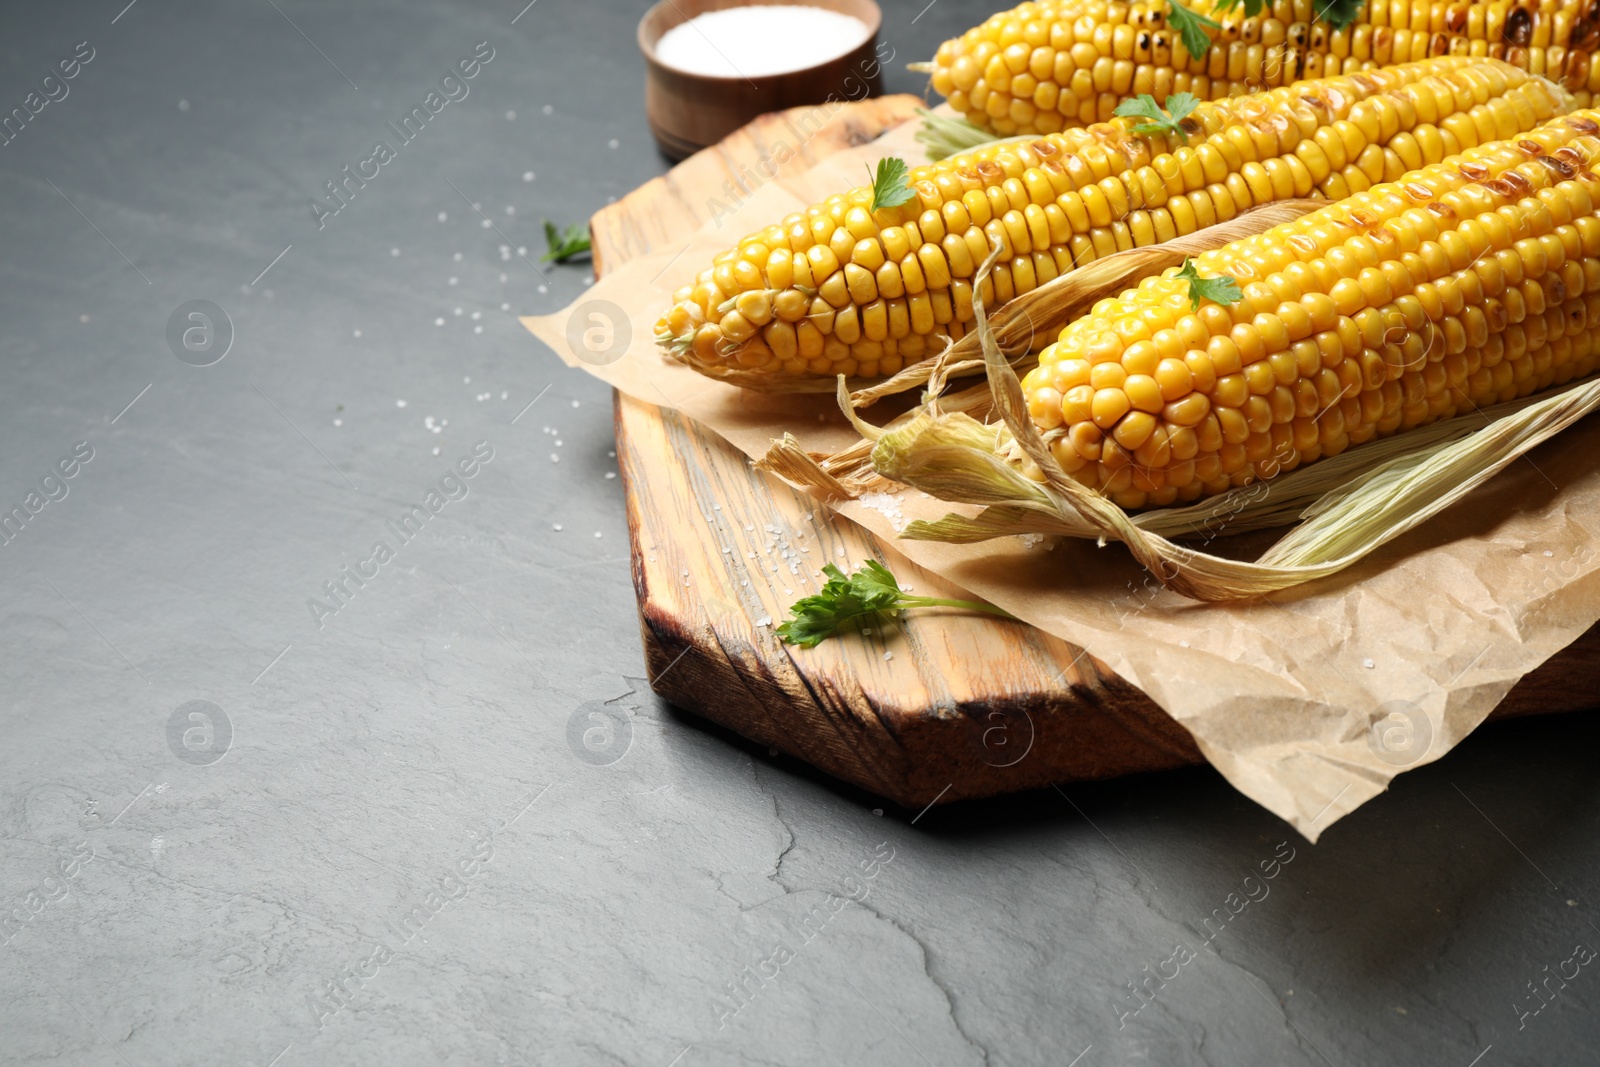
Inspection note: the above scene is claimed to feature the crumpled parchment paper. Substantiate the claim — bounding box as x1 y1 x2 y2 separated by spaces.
523 118 1600 840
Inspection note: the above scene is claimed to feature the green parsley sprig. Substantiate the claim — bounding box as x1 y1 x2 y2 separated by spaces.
1169 0 1363 59
541 220 592 264
1166 0 1222 62
1113 92 1200 143
776 561 1015 648
1176 257 1243 311
867 157 917 214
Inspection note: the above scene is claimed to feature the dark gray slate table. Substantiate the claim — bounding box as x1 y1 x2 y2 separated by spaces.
1 2 1596 1065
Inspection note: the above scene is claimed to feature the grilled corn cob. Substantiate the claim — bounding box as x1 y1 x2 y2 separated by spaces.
927 0 1600 137
658 57 1566 382
1021 108 1600 509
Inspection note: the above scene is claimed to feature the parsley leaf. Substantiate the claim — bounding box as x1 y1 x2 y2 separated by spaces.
1167 0 1221 62
1113 92 1201 143
1176 257 1243 311
541 220 591 264
1313 0 1366 29
1211 0 1266 16
775 561 1015 648
867 157 917 214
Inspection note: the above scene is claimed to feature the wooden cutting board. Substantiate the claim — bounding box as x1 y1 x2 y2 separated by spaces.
594 95 1600 809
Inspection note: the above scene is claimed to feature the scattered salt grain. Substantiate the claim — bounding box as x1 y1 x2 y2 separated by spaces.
396 399 408 408
438 211 448 222
435 317 445 326
453 252 463 262
523 171 535 182
755 615 772 628
1363 658 1375 669
883 651 894 661
655 5 870 78
859 490 908 532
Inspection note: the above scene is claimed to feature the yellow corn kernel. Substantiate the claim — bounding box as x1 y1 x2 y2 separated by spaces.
1024 103 1600 507
661 58 1572 382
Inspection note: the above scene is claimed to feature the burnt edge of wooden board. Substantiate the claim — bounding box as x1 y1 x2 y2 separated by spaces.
616 392 1600 807
616 393 1212 807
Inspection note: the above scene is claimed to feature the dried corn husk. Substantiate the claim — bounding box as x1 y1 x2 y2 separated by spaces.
859 247 1600 602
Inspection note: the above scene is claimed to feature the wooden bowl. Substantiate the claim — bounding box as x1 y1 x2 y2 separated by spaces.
638 0 884 161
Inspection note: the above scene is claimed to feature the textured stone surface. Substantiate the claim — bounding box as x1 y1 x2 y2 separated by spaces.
0 2 1597 1065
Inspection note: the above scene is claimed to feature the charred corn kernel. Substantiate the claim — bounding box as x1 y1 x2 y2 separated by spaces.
1023 105 1600 508
931 1 1595 139
660 58 1568 382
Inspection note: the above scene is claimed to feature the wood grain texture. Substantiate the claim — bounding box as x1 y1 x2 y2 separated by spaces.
595 100 1600 808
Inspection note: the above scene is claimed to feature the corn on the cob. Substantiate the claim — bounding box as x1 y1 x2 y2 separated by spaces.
1021 108 1600 509
658 57 1565 382
927 0 1600 137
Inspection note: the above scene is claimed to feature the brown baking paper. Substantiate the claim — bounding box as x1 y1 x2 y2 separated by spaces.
524 119 1600 841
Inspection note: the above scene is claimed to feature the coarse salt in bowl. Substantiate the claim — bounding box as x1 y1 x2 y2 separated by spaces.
654 5 872 78
638 0 884 159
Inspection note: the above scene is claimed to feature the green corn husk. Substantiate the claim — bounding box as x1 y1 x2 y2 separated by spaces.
912 107 1013 161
